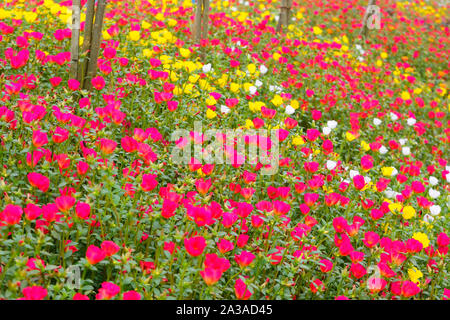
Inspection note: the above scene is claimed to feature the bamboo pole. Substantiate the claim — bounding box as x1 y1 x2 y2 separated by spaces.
84 0 107 91
69 0 81 80
78 0 95 85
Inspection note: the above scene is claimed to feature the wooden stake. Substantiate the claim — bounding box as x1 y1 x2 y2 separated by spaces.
84 0 107 91
276 0 291 33
359 0 376 38
193 0 203 43
78 0 95 86
201 0 210 40
69 0 81 80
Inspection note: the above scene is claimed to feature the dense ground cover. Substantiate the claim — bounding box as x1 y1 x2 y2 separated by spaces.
0 0 448 300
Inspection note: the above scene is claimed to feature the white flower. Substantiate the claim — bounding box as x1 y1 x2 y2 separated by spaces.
259 65 268 74
202 63 211 73
326 160 337 170
285 105 295 115
430 205 441 216
349 170 359 179
269 85 275 92
364 176 371 184
446 172 450 183
402 146 411 156
407 118 416 126
255 80 263 87
373 118 382 126
357 56 364 62
391 167 398 176
428 189 440 199
399 138 407 145
379 146 388 154
322 127 331 136
249 86 257 95
221 105 230 114
429 176 438 186
327 120 338 129
423 214 434 223
384 188 396 198
390 113 398 121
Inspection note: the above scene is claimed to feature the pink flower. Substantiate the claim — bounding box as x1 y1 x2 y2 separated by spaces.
234 278 252 300
68 79 80 90
73 293 90 300
319 259 333 272
86 245 106 265
27 172 50 192
123 290 141 300
91 76 105 90
0 204 23 225
96 282 120 300
184 236 207 257
235 251 255 267
75 202 91 220
22 286 47 300
101 241 120 257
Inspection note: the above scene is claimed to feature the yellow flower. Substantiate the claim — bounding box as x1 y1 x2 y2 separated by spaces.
388 202 403 214
381 52 388 59
273 52 281 61
128 31 140 41
292 136 305 146
206 109 217 119
247 63 256 74
381 167 394 177
205 97 217 106
168 19 177 27
291 100 300 109
143 49 152 57
179 48 191 59
376 59 383 67
402 206 416 219
313 26 323 35
361 140 370 151
345 131 356 142
401 91 411 100
271 95 283 107
245 119 254 129
142 21 151 29
408 267 423 284
412 232 430 248
229 83 240 93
